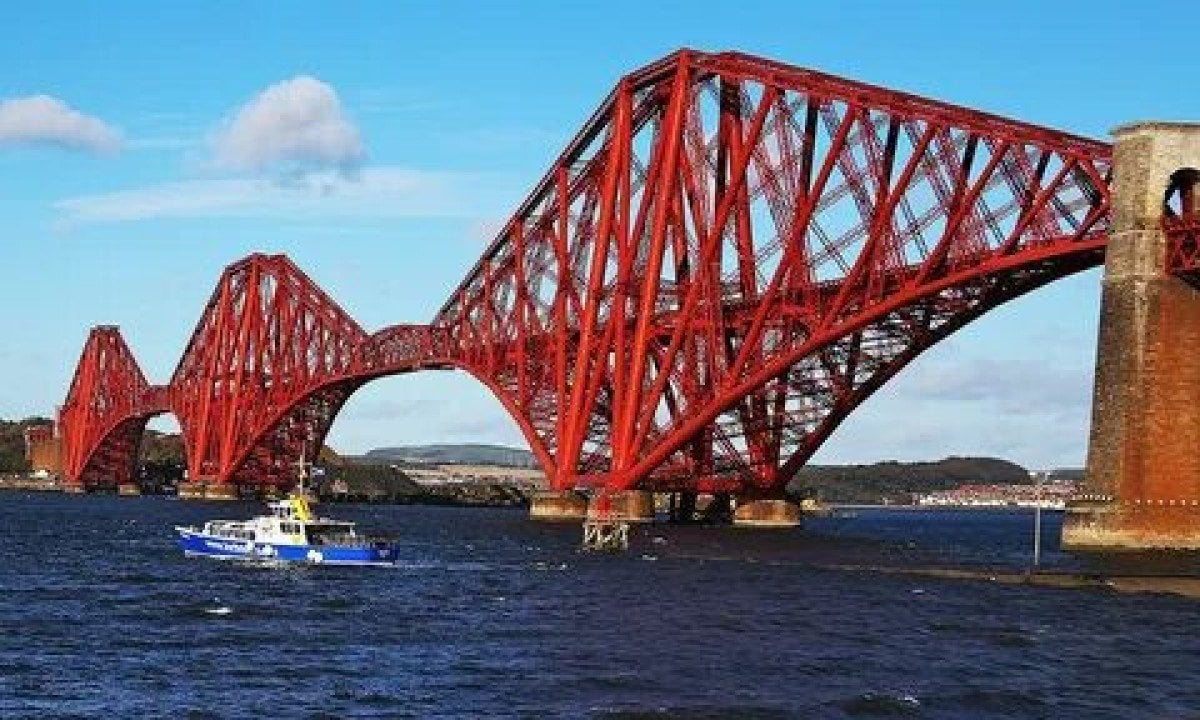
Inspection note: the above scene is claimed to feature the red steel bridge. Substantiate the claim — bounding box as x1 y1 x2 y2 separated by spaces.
58 49 1143 498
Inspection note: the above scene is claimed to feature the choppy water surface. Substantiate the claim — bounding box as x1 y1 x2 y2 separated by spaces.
2 494 1198 719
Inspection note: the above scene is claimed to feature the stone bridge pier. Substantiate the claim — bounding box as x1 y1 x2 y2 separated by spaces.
1064 122 1200 550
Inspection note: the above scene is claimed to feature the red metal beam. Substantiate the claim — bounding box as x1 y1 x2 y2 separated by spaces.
57 49 1117 498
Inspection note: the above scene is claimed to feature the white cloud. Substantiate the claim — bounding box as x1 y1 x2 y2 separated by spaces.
0 95 120 153
54 166 514 226
812 341 1095 469
211 75 363 174
902 354 1091 419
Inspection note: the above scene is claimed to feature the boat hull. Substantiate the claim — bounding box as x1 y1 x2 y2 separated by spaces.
177 528 398 566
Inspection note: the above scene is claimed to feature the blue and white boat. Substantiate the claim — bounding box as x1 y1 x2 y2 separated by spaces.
176 480 398 566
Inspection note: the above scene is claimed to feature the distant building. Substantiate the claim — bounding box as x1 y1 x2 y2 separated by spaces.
23 425 62 476
914 480 1074 509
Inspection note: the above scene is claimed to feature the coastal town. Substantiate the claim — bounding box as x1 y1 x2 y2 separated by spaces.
912 474 1076 510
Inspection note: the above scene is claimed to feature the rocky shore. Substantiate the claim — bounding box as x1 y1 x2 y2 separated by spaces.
0 472 533 509
0 474 59 492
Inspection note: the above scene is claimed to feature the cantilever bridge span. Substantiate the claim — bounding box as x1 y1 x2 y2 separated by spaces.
59 49 1128 504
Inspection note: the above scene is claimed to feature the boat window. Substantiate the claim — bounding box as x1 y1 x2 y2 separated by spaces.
211 525 254 541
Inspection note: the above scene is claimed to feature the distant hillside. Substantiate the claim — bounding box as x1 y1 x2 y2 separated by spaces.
364 443 537 468
358 445 1043 503
142 431 185 464
789 456 1031 505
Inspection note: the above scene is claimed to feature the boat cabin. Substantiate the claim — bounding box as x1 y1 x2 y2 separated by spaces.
199 495 362 547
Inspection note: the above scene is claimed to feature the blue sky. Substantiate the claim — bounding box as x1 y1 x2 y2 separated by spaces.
1 1 1193 469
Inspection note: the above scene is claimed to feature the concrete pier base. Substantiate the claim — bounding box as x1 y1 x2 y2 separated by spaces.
177 481 239 500
61 483 85 495
1064 503 1200 551
203 483 240 501
528 491 588 521
587 490 655 523
733 499 802 528
176 482 205 499
117 483 141 497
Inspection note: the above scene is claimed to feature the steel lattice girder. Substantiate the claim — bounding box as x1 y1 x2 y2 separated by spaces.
58 49 1122 495
58 327 168 487
1165 169 1200 283
169 254 371 483
433 49 1112 492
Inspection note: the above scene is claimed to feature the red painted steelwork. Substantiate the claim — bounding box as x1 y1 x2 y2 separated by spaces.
171 254 373 486
434 50 1112 493
1165 169 1200 282
58 49 1117 495
58 327 169 488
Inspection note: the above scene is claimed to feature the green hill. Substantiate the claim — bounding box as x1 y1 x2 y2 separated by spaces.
789 456 1031 505
364 443 537 468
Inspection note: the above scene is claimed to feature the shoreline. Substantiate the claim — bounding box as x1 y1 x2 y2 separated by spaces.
0 484 1070 512
0 480 532 509
819 563 1200 599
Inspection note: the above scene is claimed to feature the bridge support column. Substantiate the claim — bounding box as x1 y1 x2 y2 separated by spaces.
176 480 239 500
1065 122 1200 551
528 490 588 521
117 483 141 497
668 491 698 523
177 481 205 500
61 482 85 495
733 498 802 528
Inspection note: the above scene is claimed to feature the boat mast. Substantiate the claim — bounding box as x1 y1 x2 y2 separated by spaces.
294 442 311 497
288 442 317 523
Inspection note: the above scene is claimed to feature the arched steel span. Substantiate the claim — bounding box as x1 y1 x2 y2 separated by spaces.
59 48 1118 494
58 327 170 488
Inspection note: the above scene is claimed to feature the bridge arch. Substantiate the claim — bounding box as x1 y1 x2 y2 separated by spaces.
611 244 1104 491
71 409 181 490
214 359 555 490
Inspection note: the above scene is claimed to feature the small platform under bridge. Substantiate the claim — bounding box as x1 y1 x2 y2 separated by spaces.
581 492 630 551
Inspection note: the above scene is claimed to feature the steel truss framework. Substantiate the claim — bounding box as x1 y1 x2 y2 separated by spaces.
1166 168 1200 284
59 49 1121 494
58 327 169 487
